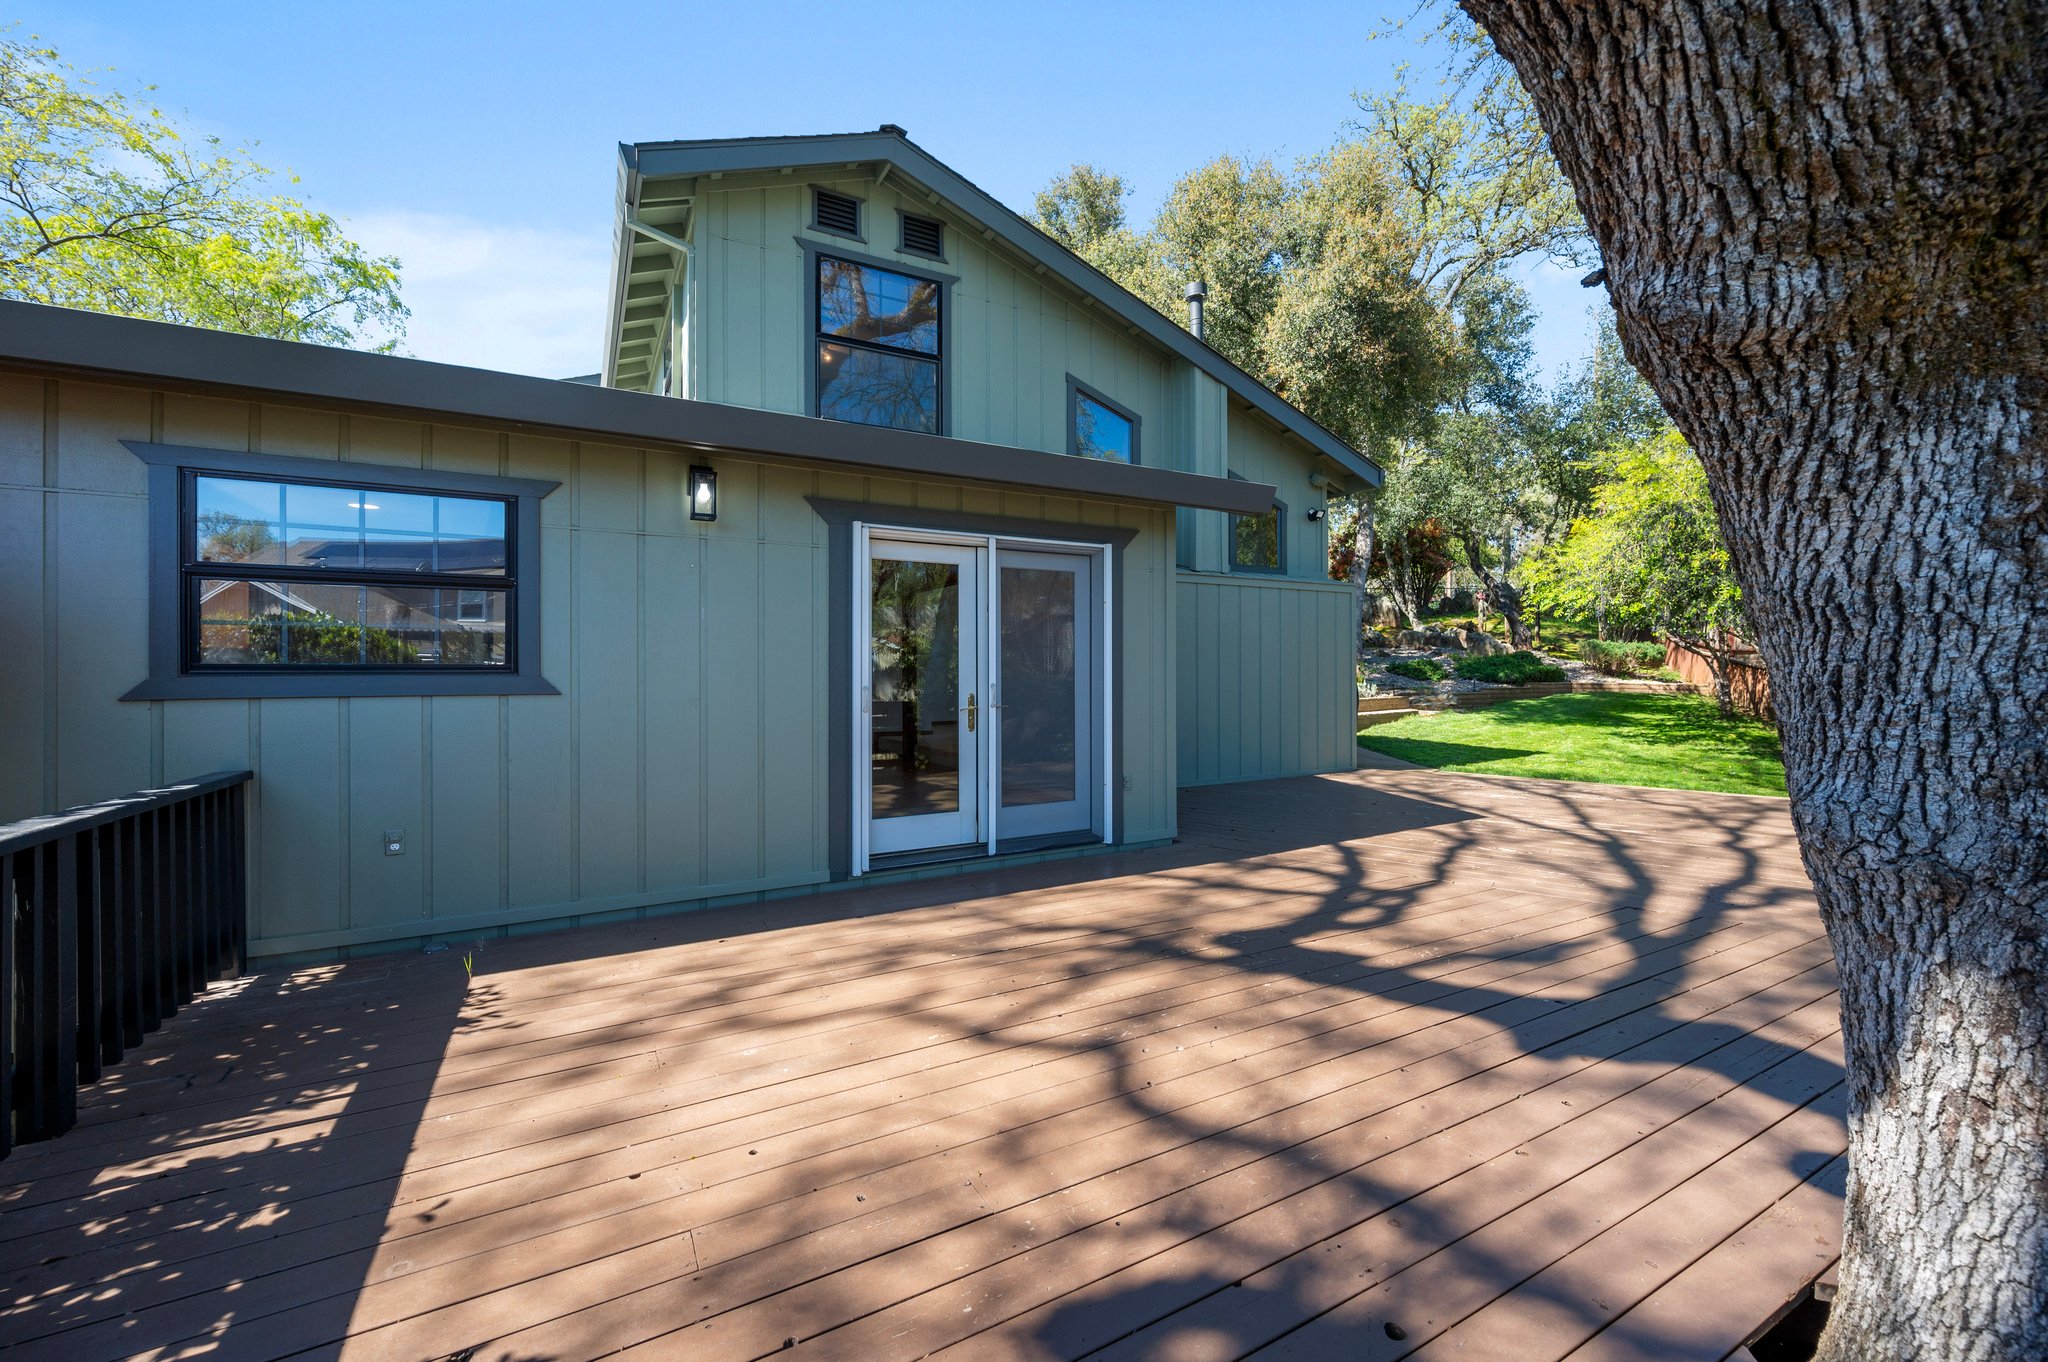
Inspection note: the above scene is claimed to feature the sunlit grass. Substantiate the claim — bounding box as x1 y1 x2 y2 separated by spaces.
1358 692 1786 797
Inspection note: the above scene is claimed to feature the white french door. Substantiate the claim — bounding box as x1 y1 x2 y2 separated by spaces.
856 526 1109 871
861 535 986 857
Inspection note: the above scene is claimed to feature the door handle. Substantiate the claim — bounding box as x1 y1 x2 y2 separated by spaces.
966 692 977 732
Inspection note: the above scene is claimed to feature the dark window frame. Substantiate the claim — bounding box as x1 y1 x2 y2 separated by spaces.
896 209 946 261
1065 375 1141 465
810 186 865 241
1227 470 1287 575
122 441 560 699
803 239 953 437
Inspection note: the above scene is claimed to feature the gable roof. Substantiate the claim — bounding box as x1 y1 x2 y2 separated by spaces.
609 127 1384 490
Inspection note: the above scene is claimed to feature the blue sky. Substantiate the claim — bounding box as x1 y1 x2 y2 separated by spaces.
28 1 1601 380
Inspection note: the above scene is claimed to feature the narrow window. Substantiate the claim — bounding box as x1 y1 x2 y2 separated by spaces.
815 255 942 434
812 188 862 238
1229 475 1284 573
1068 378 1138 463
899 212 944 259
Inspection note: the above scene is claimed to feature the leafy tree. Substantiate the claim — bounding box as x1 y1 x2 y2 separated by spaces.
1522 430 1750 714
0 34 405 346
1458 2 2048 1356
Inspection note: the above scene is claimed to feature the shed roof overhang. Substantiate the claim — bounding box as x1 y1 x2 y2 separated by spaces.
610 129 1385 492
0 300 1279 515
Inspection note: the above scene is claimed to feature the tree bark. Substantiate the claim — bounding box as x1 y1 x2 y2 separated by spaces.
1350 494 1377 662
1462 532 1535 648
1459 4 2048 1358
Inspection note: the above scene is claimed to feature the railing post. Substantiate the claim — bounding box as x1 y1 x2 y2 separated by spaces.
35 839 80 1138
0 771 254 1156
73 829 102 1087
227 782 248 977
1 850 16 1157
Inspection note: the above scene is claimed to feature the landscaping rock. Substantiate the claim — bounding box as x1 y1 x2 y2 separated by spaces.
1358 629 1390 650
1424 628 1464 650
1393 629 1431 650
1463 631 1510 657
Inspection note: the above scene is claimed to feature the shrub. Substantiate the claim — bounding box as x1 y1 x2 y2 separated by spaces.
1454 650 1568 684
1578 639 1669 676
1386 657 1448 683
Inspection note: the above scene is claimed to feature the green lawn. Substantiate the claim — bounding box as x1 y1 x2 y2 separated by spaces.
1358 692 1787 796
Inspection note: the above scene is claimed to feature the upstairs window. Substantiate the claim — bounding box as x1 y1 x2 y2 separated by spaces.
1229 474 1284 574
1067 377 1138 463
815 255 943 434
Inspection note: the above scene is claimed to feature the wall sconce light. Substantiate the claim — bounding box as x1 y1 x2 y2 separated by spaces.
688 465 718 522
1305 507 1326 522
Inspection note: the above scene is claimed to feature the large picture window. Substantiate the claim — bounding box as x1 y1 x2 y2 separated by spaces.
188 473 513 670
815 255 943 434
124 443 558 699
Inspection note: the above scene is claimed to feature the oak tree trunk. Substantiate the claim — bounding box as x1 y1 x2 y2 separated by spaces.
1462 532 1535 648
1460 3 2048 1358
1351 495 1378 662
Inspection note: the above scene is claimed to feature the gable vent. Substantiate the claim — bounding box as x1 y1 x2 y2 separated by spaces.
813 188 861 237
900 212 944 258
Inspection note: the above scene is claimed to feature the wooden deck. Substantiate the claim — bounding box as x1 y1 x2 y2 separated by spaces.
0 767 1844 1362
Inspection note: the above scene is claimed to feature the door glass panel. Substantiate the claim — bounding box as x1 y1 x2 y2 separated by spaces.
870 558 963 821
1000 566 1079 807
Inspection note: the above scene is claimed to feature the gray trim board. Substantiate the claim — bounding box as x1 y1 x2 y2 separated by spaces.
0 300 1277 516
804 496 1140 879
120 441 561 700
619 130 1383 488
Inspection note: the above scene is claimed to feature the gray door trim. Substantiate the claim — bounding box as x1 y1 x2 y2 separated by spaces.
806 495 1137 880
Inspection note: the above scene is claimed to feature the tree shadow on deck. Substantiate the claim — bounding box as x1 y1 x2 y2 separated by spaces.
0 948 516 1359
0 770 1839 1361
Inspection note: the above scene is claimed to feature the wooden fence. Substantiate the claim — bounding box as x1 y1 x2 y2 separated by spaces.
1 771 253 1156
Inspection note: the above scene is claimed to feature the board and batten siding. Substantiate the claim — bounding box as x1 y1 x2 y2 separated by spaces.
0 373 1178 961
690 172 1182 463
1172 407 1355 785
1174 575 1356 786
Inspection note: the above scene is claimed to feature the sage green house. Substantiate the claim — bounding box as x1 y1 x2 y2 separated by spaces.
0 127 1379 963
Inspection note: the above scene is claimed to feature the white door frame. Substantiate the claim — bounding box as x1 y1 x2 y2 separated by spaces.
854 521 1113 876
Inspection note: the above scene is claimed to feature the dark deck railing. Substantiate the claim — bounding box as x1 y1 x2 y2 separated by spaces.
1 770 253 1157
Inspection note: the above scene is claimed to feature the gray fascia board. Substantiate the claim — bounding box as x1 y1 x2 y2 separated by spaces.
602 146 642 388
0 299 1277 515
626 131 1384 488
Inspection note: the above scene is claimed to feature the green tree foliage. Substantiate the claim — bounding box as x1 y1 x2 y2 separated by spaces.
0 34 405 346
1032 148 1449 466
1522 429 1750 714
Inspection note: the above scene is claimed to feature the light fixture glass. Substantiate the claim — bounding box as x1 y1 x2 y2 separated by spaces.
688 465 718 522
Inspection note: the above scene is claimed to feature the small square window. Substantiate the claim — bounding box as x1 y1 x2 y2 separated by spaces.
1067 377 1138 464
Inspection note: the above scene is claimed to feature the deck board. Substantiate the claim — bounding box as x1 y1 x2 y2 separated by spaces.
0 768 1842 1362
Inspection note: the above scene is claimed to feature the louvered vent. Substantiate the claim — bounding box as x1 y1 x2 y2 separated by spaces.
813 189 861 236
900 213 944 258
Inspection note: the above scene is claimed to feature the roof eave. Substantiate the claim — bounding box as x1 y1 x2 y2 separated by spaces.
0 300 1278 517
